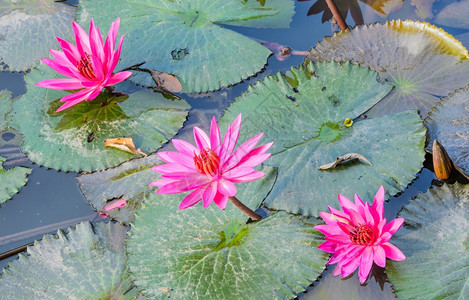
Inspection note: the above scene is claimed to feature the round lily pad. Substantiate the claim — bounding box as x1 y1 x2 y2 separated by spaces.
220 61 426 217
8 64 190 172
307 20 469 117
386 183 469 299
0 90 12 130
0 0 76 71
425 87 469 179
77 153 161 224
0 221 141 299
435 0 469 30
0 155 31 204
127 166 329 299
77 0 294 93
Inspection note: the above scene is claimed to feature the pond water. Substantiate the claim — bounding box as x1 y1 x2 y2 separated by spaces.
0 0 467 298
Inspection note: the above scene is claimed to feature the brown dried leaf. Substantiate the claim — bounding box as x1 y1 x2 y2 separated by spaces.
104 137 148 157
432 140 453 180
150 70 183 93
318 153 372 170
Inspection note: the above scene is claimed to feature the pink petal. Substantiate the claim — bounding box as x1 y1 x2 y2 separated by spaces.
373 246 386 267
172 139 198 157
56 37 80 65
213 192 229 210
149 177 178 187
210 117 221 153
202 182 217 208
89 18 105 62
381 242 405 261
55 88 97 112
36 78 84 90
382 218 404 235
156 176 210 194
90 55 105 81
230 153 271 170
179 189 203 209
193 126 210 150
108 35 124 74
219 114 242 165
73 21 91 57
223 168 265 183
338 194 355 214
152 162 194 174
348 209 365 226
223 132 263 170
317 241 336 253
217 178 236 197
372 185 385 221
315 224 342 236
104 71 132 86
358 247 373 284
158 151 194 169
340 254 361 278
41 58 76 78
104 199 126 211
104 18 120 60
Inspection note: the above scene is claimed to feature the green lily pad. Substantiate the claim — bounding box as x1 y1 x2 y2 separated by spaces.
127 166 329 299
425 87 469 179
77 0 294 93
8 64 190 172
307 20 469 117
0 155 31 204
0 221 141 299
435 0 469 30
0 0 76 71
0 90 12 130
386 183 469 299
77 153 161 224
220 61 426 217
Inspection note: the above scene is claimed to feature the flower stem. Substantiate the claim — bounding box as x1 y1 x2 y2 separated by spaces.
325 0 348 31
229 196 262 221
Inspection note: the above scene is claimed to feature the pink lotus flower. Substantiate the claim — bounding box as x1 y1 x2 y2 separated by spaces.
314 186 406 284
151 114 273 210
36 18 132 112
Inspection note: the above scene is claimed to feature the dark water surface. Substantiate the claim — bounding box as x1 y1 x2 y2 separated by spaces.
0 0 467 298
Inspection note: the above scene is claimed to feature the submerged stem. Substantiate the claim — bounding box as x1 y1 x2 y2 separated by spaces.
229 196 262 221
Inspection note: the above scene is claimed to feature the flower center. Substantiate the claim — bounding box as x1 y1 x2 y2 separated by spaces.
77 54 97 80
193 149 219 176
350 224 374 245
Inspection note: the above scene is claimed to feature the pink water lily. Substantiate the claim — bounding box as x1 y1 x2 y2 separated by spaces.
315 186 406 284
36 18 132 112
151 114 273 212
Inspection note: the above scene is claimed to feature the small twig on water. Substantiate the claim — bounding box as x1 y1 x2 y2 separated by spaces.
325 0 348 31
229 196 262 221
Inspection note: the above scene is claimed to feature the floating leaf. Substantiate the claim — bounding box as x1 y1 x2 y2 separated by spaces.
308 20 469 117
0 0 76 71
435 0 469 30
0 222 141 299
425 87 469 179
220 61 426 217
0 155 31 204
318 152 372 170
8 64 189 172
126 166 329 299
77 154 161 224
77 0 294 93
0 90 12 131
386 183 469 299
104 137 148 157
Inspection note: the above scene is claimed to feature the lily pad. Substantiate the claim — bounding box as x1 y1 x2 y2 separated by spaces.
0 90 12 130
8 64 190 172
0 0 76 71
77 0 294 93
425 87 469 179
220 61 426 217
0 155 31 204
307 20 469 117
127 166 329 299
435 0 469 30
0 221 141 299
386 183 469 299
77 153 161 224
